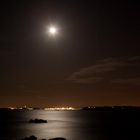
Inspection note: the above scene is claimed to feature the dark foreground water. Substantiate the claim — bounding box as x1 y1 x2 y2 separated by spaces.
0 110 140 140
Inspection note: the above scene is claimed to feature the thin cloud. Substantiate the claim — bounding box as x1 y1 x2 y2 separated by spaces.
67 56 140 84
112 78 140 85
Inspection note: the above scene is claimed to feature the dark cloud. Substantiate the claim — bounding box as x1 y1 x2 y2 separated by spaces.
67 56 140 85
67 77 103 84
112 78 140 85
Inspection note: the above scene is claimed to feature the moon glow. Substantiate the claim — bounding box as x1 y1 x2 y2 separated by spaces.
48 26 58 36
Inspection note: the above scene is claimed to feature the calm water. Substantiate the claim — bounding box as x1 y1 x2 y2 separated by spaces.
0 110 140 140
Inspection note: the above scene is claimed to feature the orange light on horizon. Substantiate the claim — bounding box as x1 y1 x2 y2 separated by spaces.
44 107 75 111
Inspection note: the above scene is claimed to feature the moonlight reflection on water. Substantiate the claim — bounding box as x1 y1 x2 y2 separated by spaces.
0 110 140 140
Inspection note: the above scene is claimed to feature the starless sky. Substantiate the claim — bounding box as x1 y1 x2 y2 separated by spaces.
0 0 140 107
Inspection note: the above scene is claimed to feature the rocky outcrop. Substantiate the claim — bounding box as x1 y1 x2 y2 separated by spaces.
29 119 47 123
49 138 66 140
21 136 66 140
21 135 37 140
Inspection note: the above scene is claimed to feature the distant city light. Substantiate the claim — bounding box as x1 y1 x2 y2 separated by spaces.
8 106 75 111
9 107 15 110
44 107 75 111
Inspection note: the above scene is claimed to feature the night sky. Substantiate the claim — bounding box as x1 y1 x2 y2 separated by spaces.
0 0 140 107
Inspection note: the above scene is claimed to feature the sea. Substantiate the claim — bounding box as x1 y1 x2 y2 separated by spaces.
0 110 140 140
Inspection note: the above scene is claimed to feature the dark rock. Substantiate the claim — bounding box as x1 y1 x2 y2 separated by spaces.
21 135 37 140
49 138 66 140
29 118 47 123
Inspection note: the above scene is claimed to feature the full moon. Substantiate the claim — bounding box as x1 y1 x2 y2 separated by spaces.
48 26 58 36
